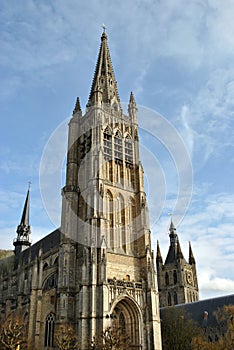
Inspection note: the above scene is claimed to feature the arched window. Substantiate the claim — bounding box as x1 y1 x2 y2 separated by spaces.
106 191 113 249
125 135 133 163
119 312 126 334
167 292 171 306
165 272 169 286
173 270 177 284
103 127 112 159
44 313 55 347
114 131 123 160
104 127 112 160
174 292 178 305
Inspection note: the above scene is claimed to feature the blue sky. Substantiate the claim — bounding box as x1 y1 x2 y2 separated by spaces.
0 0 234 300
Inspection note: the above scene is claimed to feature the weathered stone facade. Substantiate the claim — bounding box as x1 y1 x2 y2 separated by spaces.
0 31 162 349
157 221 199 308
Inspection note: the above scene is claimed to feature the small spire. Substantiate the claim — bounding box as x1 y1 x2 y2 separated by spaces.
189 241 196 264
177 241 184 260
14 186 32 253
129 91 136 105
73 97 82 116
156 240 163 264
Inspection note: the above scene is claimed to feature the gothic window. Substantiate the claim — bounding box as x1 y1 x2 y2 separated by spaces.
44 313 55 347
43 274 57 292
43 262 48 270
104 127 112 160
173 270 177 284
125 135 133 163
174 292 178 305
167 292 171 306
106 191 114 248
119 312 126 334
165 272 169 286
114 131 123 160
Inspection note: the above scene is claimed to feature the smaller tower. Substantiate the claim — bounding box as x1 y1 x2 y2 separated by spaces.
156 220 199 307
13 185 32 255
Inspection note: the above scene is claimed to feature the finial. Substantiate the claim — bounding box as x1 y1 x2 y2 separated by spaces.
28 181 31 190
102 23 106 33
73 97 82 115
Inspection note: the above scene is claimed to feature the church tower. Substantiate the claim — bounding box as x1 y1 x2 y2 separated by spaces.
156 220 199 307
59 30 162 349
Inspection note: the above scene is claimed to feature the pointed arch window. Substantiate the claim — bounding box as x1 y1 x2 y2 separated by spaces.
104 127 112 160
168 292 171 306
174 292 178 305
165 272 169 286
125 135 133 163
173 270 177 284
44 313 55 347
114 131 123 160
119 312 126 334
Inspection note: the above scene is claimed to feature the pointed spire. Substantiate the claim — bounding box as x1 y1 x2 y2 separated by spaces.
129 91 136 106
165 219 185 264
177 240 184 260
156 240 163 264
18 186 30 235
14 185 31 253
189 241 196 264
73 97 82 116
86 30 121 109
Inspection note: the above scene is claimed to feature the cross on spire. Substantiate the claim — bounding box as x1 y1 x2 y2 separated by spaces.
102 23 106 33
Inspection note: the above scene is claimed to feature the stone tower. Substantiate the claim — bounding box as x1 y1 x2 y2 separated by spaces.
59 30 162 349
156 220 199 307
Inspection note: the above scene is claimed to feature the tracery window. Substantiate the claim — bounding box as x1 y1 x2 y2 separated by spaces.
104 127 112 159
44 313 55 347
125 136 133 163
114 131 123 160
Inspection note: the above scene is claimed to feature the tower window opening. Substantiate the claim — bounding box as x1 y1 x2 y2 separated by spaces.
114 132 123 160
104 128 112 160
167 292 171 306
165 272 169 286
173 270 177 284
125 137 133 163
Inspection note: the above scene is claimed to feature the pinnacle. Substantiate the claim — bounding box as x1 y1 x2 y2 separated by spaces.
73 97 81 115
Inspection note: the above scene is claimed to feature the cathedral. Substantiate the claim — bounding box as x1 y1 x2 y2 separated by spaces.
0 30 199 350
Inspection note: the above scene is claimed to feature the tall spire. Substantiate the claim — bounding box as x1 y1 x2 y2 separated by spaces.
14 185 31 254
86 30 121 109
